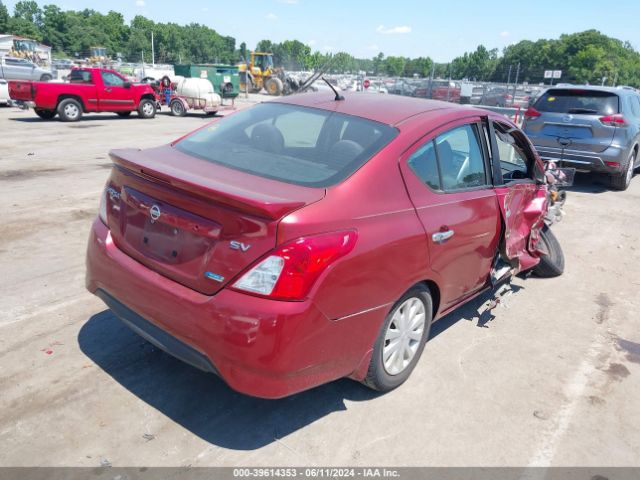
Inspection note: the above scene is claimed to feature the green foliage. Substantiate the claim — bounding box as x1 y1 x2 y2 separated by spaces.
0 1 10 32
2 3 638 87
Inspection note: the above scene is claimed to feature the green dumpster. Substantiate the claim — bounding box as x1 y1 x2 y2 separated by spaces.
174 64 240 98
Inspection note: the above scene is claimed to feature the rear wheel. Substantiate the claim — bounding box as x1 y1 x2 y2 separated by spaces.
533 225 564 277
117 111 132 117
138 99 156 119
609 151 635 191
40 74 52 82
57 98 82 122
170 99 186 117
362 286 433 392
34 108 56 120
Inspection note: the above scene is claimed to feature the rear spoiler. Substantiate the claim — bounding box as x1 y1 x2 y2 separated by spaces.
109 148 322 220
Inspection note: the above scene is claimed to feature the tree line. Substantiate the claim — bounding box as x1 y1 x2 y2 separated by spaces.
1 1 639 86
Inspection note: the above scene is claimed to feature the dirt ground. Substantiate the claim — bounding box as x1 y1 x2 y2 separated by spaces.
1 98 639 468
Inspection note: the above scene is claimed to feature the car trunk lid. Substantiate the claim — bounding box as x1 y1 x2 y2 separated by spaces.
105 146 325 295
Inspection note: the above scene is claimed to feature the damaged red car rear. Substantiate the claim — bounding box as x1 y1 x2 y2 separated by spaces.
86 92 564 398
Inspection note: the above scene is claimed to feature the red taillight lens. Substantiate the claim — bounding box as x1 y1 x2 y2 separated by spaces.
599 114 627 127
232 230 358 301
604 161 620 168
524 107 541 119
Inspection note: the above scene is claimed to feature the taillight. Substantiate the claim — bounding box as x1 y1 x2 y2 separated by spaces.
232 230 358 301
599 114 627 127
524 107 541 119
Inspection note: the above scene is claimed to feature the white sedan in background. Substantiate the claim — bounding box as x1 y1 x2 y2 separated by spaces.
0 79 11 106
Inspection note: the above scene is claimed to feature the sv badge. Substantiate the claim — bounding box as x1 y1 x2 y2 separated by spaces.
230 241 251 252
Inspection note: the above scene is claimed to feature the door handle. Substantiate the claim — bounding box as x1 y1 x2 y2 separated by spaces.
432 229 455 244
105 88 112 92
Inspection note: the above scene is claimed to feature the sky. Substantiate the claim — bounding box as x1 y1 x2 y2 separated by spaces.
4 0 640 62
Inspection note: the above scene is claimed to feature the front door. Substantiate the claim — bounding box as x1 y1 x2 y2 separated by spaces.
400 119 501 309
487 120 547 272
98 71 135 112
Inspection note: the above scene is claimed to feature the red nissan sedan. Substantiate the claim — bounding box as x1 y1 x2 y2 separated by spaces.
86 92 563 398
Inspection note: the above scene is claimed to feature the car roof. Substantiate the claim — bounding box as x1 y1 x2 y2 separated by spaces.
272 91 464 126
544 85 632 95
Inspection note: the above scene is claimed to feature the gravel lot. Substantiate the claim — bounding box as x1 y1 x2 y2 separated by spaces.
1 99 639 467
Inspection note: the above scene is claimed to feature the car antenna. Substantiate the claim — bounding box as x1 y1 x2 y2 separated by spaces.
321 77 344 101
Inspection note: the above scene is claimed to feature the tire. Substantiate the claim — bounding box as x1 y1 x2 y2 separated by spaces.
533 225 565 277
34 108 56 120
138 98 156 119
265 77 283 96
362 286 433 392
117 111 132 117
170 99 186 117
57 98 82 122
40 74 52 82
609 151 635 191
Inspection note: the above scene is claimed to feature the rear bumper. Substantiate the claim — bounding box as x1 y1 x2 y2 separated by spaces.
85 219 373 398
533 144 628 173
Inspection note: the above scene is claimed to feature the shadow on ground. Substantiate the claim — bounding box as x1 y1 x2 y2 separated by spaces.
565 172 609 194
78 280 526 450
78 310 380 450
10 113 139 123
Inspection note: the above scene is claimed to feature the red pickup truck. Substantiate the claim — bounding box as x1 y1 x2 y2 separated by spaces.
9 67 157 121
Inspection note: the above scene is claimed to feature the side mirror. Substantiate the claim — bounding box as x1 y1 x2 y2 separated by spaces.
123 81 132 89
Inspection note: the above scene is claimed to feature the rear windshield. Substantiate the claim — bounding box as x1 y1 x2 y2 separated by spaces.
175 102 398 187
535 89 619 115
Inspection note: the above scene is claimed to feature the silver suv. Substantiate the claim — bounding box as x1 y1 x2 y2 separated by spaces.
523 86 640 190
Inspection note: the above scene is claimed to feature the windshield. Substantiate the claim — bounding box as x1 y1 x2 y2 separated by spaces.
175 103 398 187
535 89 619 115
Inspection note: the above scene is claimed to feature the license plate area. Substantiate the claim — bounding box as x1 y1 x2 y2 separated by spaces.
120 187 221 265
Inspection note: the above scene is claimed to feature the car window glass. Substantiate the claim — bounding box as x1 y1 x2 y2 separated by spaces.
176 102 398 187
493 123 529 180
630 96 640 118
101 71 124 87
69 70 92 83
274 109 325 148
408 140 440 190
535 89 619 115
435 124 486 190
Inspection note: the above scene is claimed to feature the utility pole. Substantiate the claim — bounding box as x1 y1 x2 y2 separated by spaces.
151 31 155 67
141 50 145 77
506 64 512 89
428 63 435 99
512 62 520 106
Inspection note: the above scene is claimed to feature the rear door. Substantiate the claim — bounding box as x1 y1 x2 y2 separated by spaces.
98 70 136 111
400 118 501 308
524 88 619 153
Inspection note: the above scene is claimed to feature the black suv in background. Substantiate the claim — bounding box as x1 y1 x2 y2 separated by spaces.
523 86 640 190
